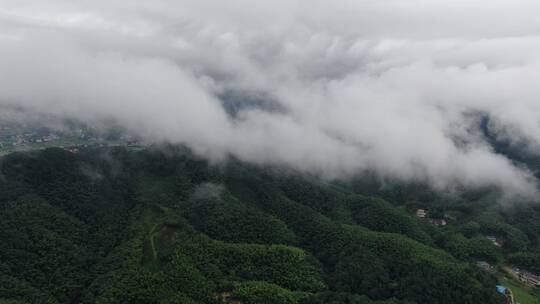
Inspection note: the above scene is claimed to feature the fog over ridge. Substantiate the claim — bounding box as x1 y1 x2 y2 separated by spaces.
1 0 540 198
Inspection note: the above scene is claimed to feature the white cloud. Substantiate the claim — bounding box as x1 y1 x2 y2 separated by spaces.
1 0 540 198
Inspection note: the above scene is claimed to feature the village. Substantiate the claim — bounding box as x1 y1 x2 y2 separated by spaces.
415 207 540 304
0 124 142 156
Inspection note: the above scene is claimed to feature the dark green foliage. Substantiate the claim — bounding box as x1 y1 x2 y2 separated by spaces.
0 196 89 303
300 292 405 304
460 221 481 238
503 204 540 247
232 281 306 304
443 234 501 263
341 226 499 304
173 233 326 292
508 252 540 273
184 192 296 245
225 180 499 304
334 245 390 298
273 176 349 220
94 265 207 304
0 274 55 304
478 216 530 252
346 195 432 244
0 147 518 304
0 300 34 304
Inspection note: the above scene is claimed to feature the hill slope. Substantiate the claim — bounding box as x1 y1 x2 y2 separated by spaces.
0 147 508 304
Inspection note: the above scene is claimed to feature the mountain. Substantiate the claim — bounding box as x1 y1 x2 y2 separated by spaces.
1 146 537 303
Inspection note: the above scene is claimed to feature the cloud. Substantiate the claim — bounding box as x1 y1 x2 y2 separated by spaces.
1 0 540 198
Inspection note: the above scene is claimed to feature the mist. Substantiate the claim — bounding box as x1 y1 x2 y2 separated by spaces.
1 0 540 198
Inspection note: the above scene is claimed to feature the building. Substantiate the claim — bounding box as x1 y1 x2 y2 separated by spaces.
495 285 512 304
486 235 502 247
519 270 540 287
429 218 447 227
416 209 427 218
476 261 495 273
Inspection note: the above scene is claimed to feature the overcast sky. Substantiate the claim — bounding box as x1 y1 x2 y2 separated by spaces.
1 0 540 198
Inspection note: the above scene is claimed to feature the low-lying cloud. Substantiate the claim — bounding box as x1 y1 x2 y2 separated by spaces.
1 0 540 198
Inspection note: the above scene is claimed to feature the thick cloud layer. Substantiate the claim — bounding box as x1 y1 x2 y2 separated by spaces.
1 0 540 197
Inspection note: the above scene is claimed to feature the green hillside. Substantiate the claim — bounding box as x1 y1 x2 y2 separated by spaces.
1 146 536 303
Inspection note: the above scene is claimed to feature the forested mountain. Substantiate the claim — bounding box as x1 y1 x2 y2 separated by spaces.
1 146 538 304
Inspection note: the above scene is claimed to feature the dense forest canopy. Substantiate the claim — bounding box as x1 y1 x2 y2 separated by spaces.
0 146 538 303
